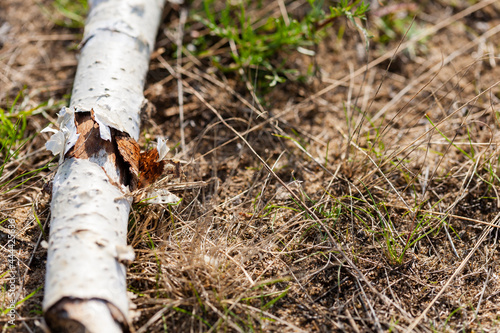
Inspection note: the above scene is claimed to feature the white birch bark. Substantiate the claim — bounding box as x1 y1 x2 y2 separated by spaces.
43 0 164 331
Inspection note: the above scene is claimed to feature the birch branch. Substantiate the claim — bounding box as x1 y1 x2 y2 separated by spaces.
43 1 165 332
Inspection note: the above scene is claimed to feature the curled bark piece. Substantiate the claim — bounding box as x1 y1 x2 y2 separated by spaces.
43 0 165 332
144 188 181 205
42 107 81 164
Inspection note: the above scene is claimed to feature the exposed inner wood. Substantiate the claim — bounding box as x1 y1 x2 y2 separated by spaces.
66 110 140 190
116 134 140 190
66 111 105 161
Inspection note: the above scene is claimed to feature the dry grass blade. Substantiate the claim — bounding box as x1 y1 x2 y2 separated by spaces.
177 7 188 153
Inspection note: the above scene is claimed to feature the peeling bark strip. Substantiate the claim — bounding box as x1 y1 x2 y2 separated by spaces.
43 0 165 332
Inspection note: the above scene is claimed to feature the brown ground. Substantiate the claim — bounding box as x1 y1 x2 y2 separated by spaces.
2 0 500 332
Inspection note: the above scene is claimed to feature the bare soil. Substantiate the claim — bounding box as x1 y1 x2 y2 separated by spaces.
2 0 500 332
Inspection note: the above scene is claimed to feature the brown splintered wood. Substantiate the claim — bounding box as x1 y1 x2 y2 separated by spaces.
65 109 165 190
65 110 139 189
139 148 166 188
116 134 140 190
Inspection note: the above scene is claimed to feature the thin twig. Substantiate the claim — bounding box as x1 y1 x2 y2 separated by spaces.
356 279 383 333
177 8 188 153
475 267 491 316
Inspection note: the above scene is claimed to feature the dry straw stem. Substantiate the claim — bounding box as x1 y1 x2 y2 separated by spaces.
388 204 500 229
